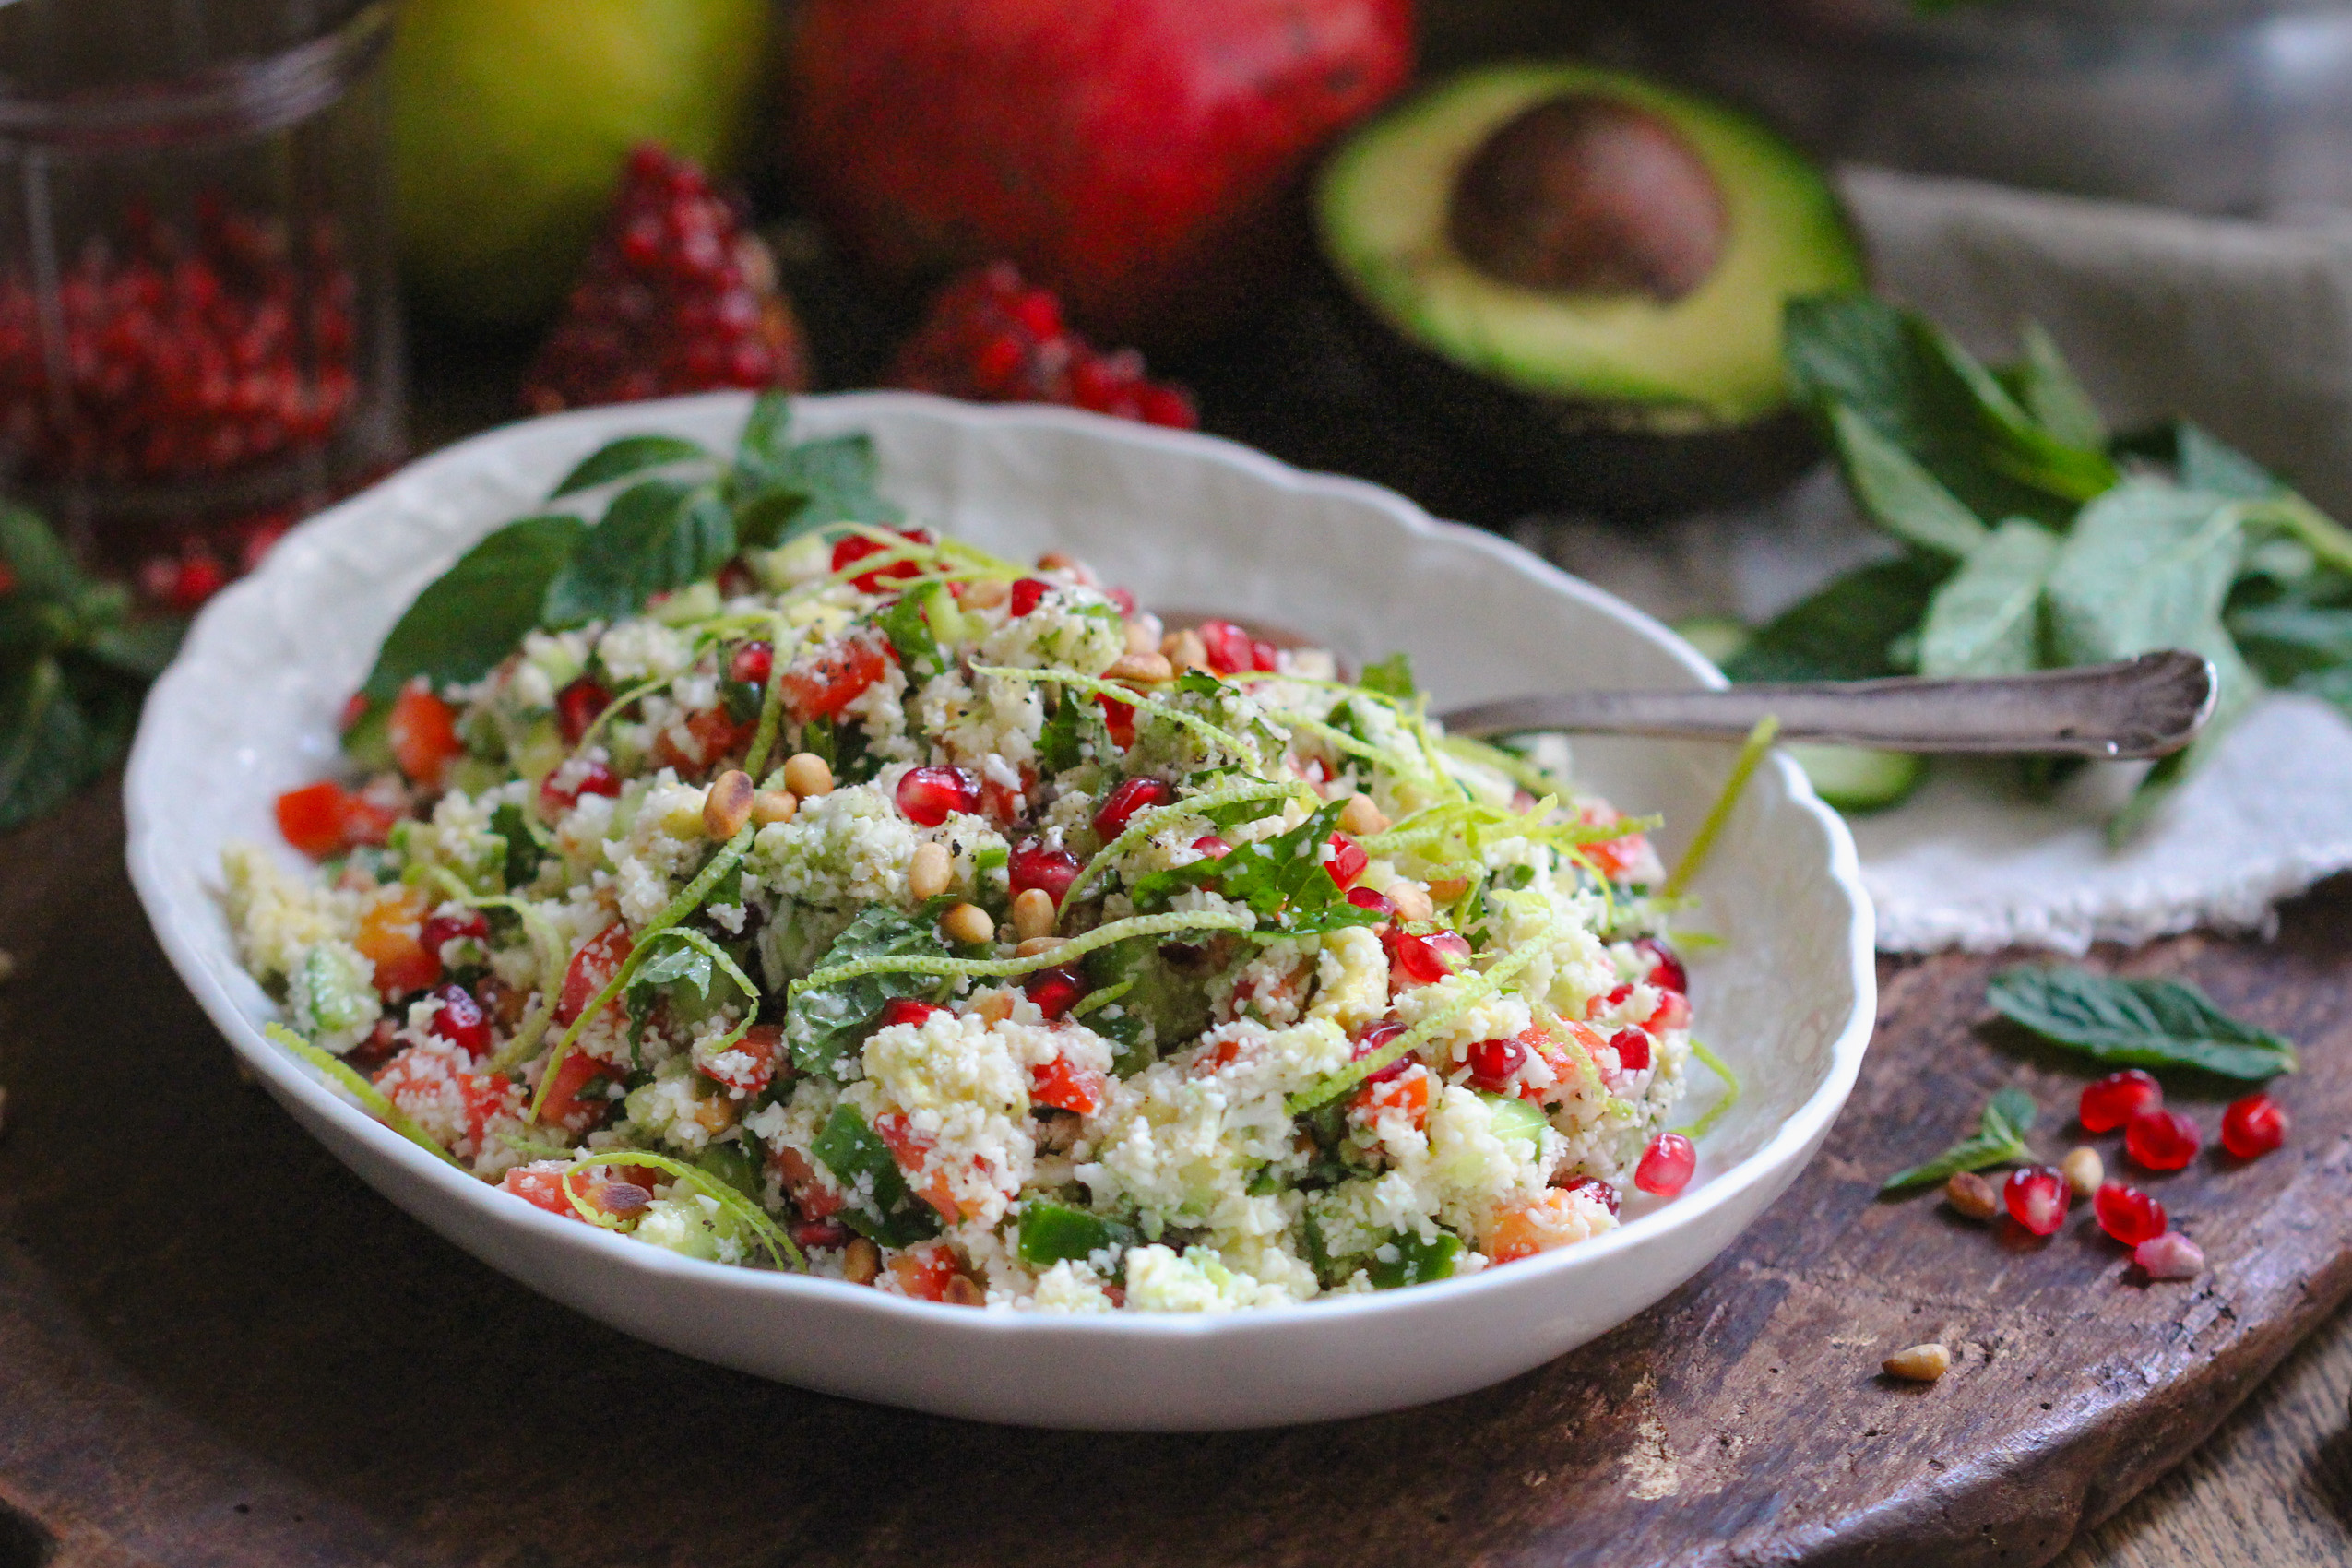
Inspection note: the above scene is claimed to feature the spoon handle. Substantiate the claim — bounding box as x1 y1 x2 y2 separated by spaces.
1436 651 2217 759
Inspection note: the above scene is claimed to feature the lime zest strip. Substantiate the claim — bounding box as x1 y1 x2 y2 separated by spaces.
1265 707 1432 781
802 909 1254 992
1069 977 1134 1018
1663 717 1779 900
267 1023 466 1169
1061 777 1308 908
648 927 764 1004
1436 733 1572 801
742 611 792 779
567 669 671 763
1672 1039 1741 1141
562 1146 803 1271
970 664 1257 762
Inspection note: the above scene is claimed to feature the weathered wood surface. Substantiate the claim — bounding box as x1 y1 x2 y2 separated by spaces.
0 780 2346 1568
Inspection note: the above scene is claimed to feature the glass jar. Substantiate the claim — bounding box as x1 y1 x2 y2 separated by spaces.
0 0 406 588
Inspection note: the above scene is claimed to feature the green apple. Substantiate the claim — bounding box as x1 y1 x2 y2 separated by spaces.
390 0 774 325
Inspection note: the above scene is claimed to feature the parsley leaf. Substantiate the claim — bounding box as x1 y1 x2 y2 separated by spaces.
1880 1086 2036 1194
1129 798 1382 934
1359 652 1417 701
783 902 957 1079
878 582 947 682
1988 967 2297 1081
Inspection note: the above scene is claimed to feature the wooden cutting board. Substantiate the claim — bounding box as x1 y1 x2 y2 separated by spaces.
0 780 2346 1568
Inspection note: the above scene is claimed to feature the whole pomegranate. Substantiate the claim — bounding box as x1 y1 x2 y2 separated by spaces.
788 0 1415 351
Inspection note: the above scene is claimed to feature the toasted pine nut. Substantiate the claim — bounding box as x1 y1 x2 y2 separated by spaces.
1016 935 1066 959
751 789 799 826
703 769 754 839
1883 1343 1952 1383
844 1237 882 1285
1388 883 1434 923
2061 1146 2105 1196
782 752 834 799
941 902 994 945
1427 877 1469 903
1124 619 1159 656
1339 793 1388 836
943 1274 987 1307
1012 887 1057 941
693 1095 740 1134
962 577 1010 610
1162 627 1207 671
975 990 1016 1026
1037 550 1079 574
1943 1170 2000 1220
1107 650 1173 684
909 840 953 901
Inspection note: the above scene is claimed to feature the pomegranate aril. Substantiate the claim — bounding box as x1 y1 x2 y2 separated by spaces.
2093 1182 2168 1246
2124 1108 2201 1171
1008 837 1082 906
2002 1166 2071 1236
1196 620 1256 676
2079 1069 2162 1134
1008 577 1052 617
1466 1036 1526 1090
1191 835 1231 859
728 641 774 686
896 766 980 826
1324 832 1369 889
554 678 612 744
1634 1133 1696 1197
792 1219 853 1251
1251 639 1280 673
1633 936 1686 994
1384 927 1471 986
420 910 492 958
1094 776 1174 841
876 998 944 1030
2217 1092 2286 1159
1351 1019 1412 1085
1610 1028 1652 1073
1346 886 1395 917
540 759 622 818
1553 1173 1621 1216
423 982 492 1059
1024 967 1086 1020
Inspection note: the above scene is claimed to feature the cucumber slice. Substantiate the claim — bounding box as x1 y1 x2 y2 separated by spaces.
1672 615 1752 669
1786 744 1925 814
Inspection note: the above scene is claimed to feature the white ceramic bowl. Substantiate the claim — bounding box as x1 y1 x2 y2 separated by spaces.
125 392 1874 1431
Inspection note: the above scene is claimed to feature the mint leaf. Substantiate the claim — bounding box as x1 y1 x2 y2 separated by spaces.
1989 966 2296 1080
1359 652 1417 701
2229 598 2352 682
1038 688 1087 774
2175 422 2284 499
2013 323 2108 453
1880 1085 2036 1194
1827 402 1993 560
549 434 712 498
733 432 900 547
2046 481 2254 713
1918 518 2059 678
1721 555 1951 683
737 392 795 472
0 504 86 603
1928 328 2116 501
362 514 588 701
80 616 186 682
0 656 134 833
811 1105 939 1247
878 583 947 682
541 481 732 629
633 932 714 999
783 902 956 1079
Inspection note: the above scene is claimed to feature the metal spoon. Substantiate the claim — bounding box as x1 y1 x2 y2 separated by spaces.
1436 650 2216 760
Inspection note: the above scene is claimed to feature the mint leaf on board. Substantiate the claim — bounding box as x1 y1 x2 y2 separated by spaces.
2011 323 2108 453
2174 422 2285 500
1880 1086 2037 1194
1720 555 1951 683
541 480 733 629
2228 597 2352 683
1827 403 1994 560
1926 328 2116 501
1918 518 2059 678
548 434 712 499
1988 967 2297 1081
1359 651 1417 701
783 902 957 1079
362 514 589 702
811 1105 940 1247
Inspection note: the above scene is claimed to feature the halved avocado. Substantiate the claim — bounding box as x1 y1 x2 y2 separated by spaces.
1314 64 1865 518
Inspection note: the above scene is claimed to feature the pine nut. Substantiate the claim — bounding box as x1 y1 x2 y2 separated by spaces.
751 789 799 826
703 769 754 839
1339 793 1388 836
1124 619 1158 656
2061 1146 2104 1196
1943 1170 2000 1220
693 1095 739 1134
1162 627 1207 671
1388 883 1434 923
1016 936 1066 959
844 1237 882 1285
1037 550 1078 574
1883 1343 1952 1383
962 577 1010 610
1427 877 1469 903
943 1274 987 1307
941 902 994 945
909 841 953 901
1012 887 1057 941
975 990 1016 1026
782 752 834 798
1107 650 1173 684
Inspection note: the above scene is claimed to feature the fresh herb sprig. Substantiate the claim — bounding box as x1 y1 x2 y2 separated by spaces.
0 506 185 831
1988 966 2297 1082
1733 295 2352 833
1880 1086 2036 1194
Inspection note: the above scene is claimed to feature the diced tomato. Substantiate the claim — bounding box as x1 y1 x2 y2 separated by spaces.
498 1162 580 1218
830 528 932 593
1349 1063 1433 1130
386 682 465 790
1030 1054 1110 1115
887 1241 962 1302
453 1070 519 1149
354 886 439 997
1577 803 1651 882
874 1111 963 1222
1324 832 1368 888
781 630 889 723
1096 692 1135 748
555 925 634 1027
1487 1189 1605 1264
701 1022 781 1098
538 1047 616 1134
537 758 622 821
650 706 756 774
770 1144 847 1219
275 779 400 859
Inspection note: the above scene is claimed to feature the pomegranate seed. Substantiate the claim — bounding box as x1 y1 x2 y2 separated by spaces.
728 641 774 685
792 1219 852 1250
896 766 980 826
1633 936 1686 994
1610 1028 1652 1073
419 910 492 958
1196 620 1256 675
829 529 931 593
554 678 611 744
2125 1108 2201 1171
1466 1036 1526 1089
1191 835 1231 859
1346 885 1395 917
1024 967 1086 1020
423 982 492 1059
1094 776 1173 841
1553 1173 1621 1215
2219 1092 2287 1159
2002 1166 2071 1235
1108 587 1137 616
876 998 943 1030
1324 832 1369 888
1634 1133 1696 1196
2093 1181 2168 1246
1351 1019 1412 1085
539 759 622 817
1384 928 1471 986
2079 1069 2162 1134
2134 1232 2206 1280
1645 991 1692 1033
1008 837 1082 906
1008 577 1052 617
170 552 230 611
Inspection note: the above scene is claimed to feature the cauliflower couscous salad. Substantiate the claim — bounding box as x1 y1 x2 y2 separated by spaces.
229 398 1749 1313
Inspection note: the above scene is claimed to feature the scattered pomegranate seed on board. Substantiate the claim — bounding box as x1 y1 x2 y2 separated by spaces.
2079 1069 2162 1134
2003 1167 2071 1236
2220 1093 2287 1159
2093 1182 2168 1246
2125 1109 2201 1172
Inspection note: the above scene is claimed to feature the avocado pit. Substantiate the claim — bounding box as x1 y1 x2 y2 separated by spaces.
1447 93 1728 303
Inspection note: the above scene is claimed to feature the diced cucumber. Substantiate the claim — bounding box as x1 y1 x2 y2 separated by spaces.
1786 744 1926 814
695 1140 763 1202
292 943 380 1047
341 700 396 772
634 1192 750 1262
1016 1202 1138 1267
1673 615 1752 669
1479 1091 1550 1147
